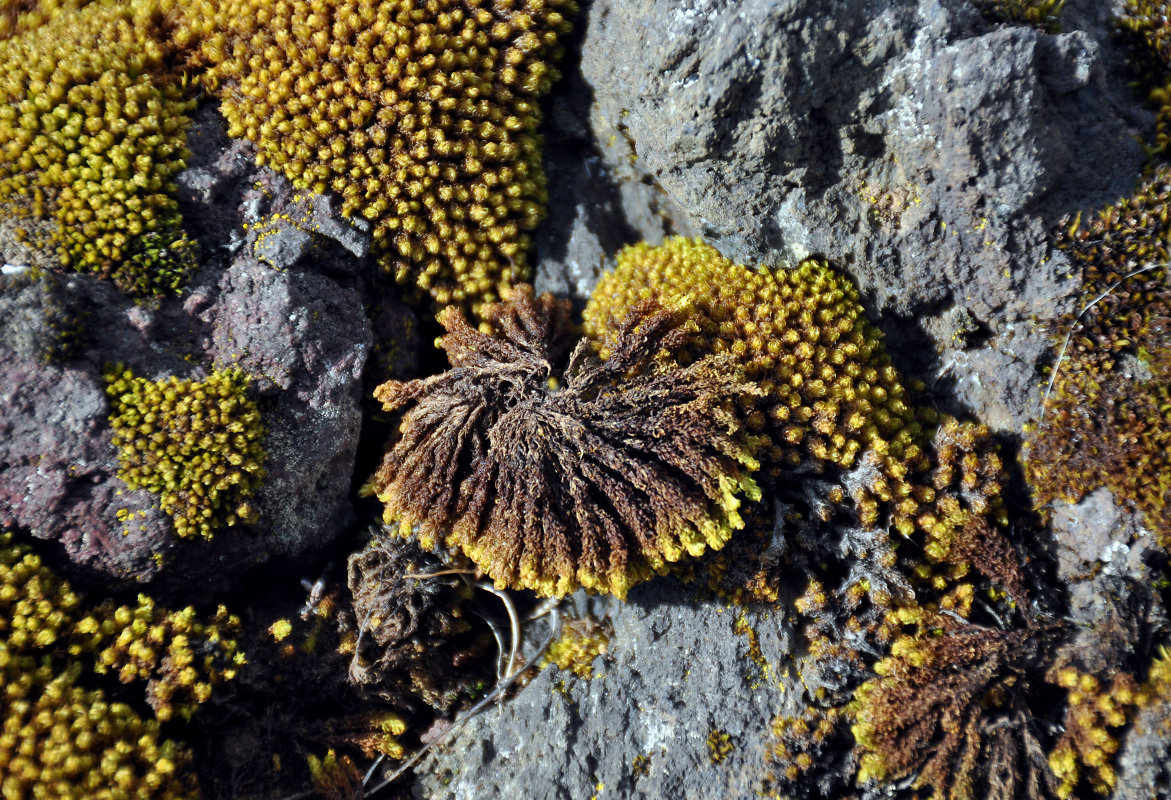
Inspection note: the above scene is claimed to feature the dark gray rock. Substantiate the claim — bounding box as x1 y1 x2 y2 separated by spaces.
414 580 799 800
206 256 373 560
0 352 172 582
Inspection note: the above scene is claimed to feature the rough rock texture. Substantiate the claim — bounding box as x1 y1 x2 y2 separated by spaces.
1049 488 1157 586
1115 692 1171 800
540 0 1149 432
415 580 797 800
0 105 381 594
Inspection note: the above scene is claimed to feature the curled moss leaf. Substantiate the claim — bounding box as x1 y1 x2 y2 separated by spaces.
346 530 481 709
372 285 761 598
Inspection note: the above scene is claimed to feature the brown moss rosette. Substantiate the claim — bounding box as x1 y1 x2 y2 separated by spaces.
370 285 761 598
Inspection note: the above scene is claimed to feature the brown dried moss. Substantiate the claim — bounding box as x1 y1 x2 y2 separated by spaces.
371 285 761 598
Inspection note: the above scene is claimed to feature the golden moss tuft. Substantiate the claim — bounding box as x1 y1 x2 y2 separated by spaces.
179 0 575 317
0 530 243 797
0 0 197 294
81 598 244 721
106 365 266 540
0 0 97 40
306 749 362 800
706 729 734 764
542 615 610 679
1025 168 1171 550
584 237 926 492
0 655 198 800
1047 668 1136 798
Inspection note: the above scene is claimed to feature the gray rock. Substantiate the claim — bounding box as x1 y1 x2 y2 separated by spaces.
414 580 799 800
1115 692 1171 800
1049 487 1157 585
206 256 373 562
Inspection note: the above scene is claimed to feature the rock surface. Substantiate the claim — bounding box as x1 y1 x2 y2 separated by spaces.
416 580 798 800
542 0 1148 431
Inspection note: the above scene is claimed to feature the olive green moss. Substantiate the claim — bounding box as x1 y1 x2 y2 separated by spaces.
176 0 575 319
0 530 244 797
972 0 1064 31
105 365 266 541
0 0 198 295
1025 167 1171 551
1118 0 1171 157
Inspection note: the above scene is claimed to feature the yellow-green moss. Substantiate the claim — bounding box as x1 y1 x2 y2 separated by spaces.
0 530 244 797
178 0 575 318
0 0 197 294
82 598 245 721
0 655 198 800
584 238 926 492
0 0 97 40
542 617 609 678
105 365 266 540
1025 168 1171 550
1118 0 1171 157
1047 668 1136 798
706 729 734 764
306 749 362 800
